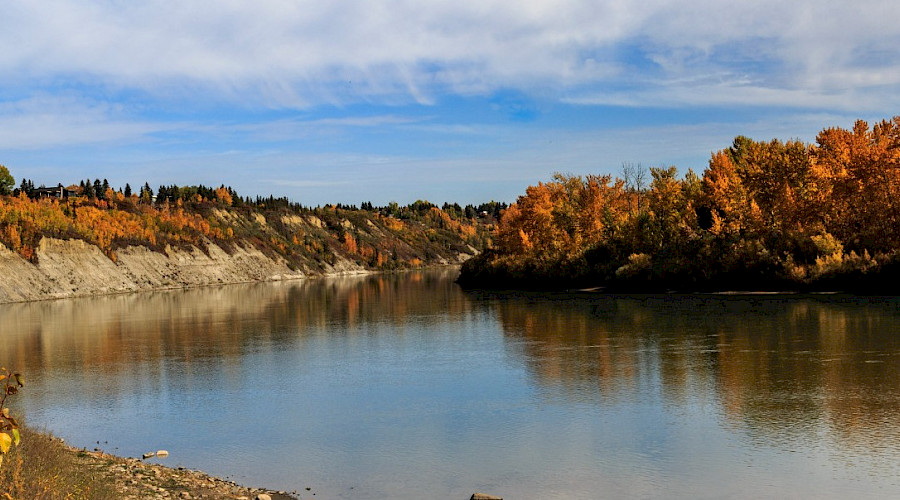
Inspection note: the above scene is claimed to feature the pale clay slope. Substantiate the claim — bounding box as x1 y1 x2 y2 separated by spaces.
0 237 370 304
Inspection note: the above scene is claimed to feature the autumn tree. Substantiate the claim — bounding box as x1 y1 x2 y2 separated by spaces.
725 136 815 232
814 118 900 251
496 173 627 270
701 149 757 236
641 166 699 251
214 185 233 206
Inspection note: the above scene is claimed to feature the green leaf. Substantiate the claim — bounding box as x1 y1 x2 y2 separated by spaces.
0 432 11 454
11 429 19 446
13 374 22 387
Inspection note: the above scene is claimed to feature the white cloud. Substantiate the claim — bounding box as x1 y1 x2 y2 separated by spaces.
3 1 899 204
561 80 896 111
0 95 175 149
2 0 898 109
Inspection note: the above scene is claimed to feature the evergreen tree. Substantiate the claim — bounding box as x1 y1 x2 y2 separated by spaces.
19 178 32 197
139 183 153 203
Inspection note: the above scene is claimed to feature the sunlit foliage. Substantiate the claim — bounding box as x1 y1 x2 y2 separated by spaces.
0 184 492 273
461 117 900 291
0 368 23 469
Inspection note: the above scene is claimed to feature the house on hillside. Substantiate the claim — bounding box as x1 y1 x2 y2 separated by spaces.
32 184 79 199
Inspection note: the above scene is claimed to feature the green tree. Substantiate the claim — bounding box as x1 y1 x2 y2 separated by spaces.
0 166 14 195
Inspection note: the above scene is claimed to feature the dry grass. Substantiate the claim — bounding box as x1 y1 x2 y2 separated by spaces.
0 426 117 499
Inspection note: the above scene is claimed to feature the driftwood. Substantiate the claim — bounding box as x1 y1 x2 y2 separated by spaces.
470 494 503 500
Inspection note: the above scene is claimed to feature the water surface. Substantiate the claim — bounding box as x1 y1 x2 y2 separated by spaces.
2 270 900 498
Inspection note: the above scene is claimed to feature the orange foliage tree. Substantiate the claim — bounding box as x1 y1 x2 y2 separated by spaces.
462 116 900 291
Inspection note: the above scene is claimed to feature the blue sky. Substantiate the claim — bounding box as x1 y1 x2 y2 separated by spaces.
1 0 899 206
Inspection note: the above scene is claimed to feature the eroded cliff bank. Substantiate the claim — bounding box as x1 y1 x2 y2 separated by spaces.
0 197 490 303
0 236 468 304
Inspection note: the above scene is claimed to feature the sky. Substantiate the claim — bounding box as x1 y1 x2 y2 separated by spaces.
1 0 899 206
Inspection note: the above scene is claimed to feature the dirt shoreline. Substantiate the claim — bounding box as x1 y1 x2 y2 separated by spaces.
63 440 300 500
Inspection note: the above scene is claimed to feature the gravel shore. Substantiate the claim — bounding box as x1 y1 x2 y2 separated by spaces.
72 446 299 500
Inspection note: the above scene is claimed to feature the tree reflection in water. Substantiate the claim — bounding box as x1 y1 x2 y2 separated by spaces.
489 292 900 462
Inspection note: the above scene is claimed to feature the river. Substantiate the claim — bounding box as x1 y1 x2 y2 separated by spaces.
2 269 900 498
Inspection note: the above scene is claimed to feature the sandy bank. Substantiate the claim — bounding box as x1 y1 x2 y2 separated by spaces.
0 237 377 304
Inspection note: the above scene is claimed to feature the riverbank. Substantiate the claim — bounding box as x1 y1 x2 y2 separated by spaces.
1 426 299 499
457 247 900 294
0 236 470 304
0 195 490 304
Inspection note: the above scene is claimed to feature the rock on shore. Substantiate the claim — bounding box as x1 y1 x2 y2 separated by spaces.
78 448 298 500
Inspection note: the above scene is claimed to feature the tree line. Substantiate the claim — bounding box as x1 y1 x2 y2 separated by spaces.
459 117 900 291
8 174 508 224
0 168 495 271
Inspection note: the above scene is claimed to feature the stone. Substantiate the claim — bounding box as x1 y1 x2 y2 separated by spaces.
255 494 272 500
470 494 503 500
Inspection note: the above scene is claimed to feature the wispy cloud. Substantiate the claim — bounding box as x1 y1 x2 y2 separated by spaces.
3 0 898 109
1 1 897 205
0 95 177 149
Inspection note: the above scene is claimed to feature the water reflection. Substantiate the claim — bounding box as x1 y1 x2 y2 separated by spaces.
2 273 900 498
489 292 900 467
0 268 471 411
1 268 465 363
